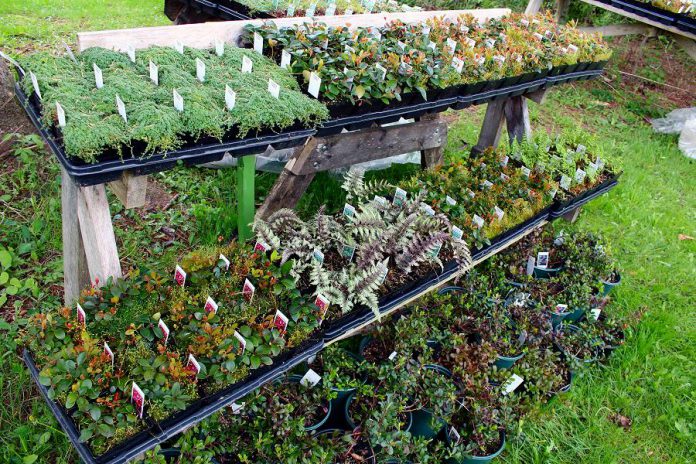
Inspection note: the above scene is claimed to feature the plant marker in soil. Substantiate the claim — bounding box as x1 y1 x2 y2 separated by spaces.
536 251 549 269
173 89 184 112
158 319 170 345
116 95 127 123
308 72 321 99
473 214 485 229
452 226 463 241
315 294 330 321
174 41 184 54
242 278 255 302
29 72 41 99
104 342 114 368
502 373 524 395
225 85 236 111
196 58 206 82
254 241 270 252
56 102 66 127
131 382 145 418
280 50 291 69
204 296 218 315
149 61 159 85
187 354 201 375
300 368 322 388
126 45 135 63
234 330 246 355
76 303 86 326
268 79 280 99
273 310 289 333
215 40 225 57
590 308 601 321
174 265 186 286
253 32 263 54
219 254 230 270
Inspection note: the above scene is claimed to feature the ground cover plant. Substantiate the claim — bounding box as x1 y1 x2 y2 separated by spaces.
18 45 328 163
228 0 421 17
245 12 612 109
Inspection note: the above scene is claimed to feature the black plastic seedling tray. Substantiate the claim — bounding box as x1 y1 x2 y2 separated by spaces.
607 0 696 35
550 172 621 218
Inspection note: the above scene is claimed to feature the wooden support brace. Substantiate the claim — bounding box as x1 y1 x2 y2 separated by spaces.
504 97 532 145
556 0 571 22
562 207 581 223
256 149 316 220
419 113 446 169
473 99 507 154
473 95 532 154
108 172 148 209
61 168 90 305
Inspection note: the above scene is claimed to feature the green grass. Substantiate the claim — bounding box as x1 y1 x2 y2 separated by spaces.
1 1 695 463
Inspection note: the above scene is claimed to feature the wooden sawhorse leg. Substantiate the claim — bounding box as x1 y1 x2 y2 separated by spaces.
473 94 540 154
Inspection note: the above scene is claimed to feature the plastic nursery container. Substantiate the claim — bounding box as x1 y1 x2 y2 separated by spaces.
601 271 622 296
549 172 622 219
554 324 600 365
532 266 563 279
494 352 525 369
344 391 414 432
315 429 377 464
283 375 333 431
446 431 506 464
409 364 452 439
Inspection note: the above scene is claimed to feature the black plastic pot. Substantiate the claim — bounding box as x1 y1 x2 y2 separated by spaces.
550 172 622 219
409 364 453 439
601 271 622 296
281 375 333 431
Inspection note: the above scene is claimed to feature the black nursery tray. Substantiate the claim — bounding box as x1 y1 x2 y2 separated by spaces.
596 0 696 36
14 79 317 187
550 172 621 218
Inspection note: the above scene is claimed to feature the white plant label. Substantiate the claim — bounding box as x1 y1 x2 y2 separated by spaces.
421 204 435 216
576 144 587 154
536 251 549 269
219 253 230 270
468 189 475 198
253 32 263 55
174 265 186 286
374 195 388 208
482 179 493 189
305 3 317 17
234 330 247 354
502 373 524 395
575 168 587 184
104 342 114 368
526 256 535 276
308 72 321 99
56 102 66 127
242 278 255 302
521 166 531 177
149 61 159 85
267 79 280 99
343 203 356 218
300 369 322 388
555 304 569 314
452 226 463 241
344 8 353 14
446 38 457 54
494 206 505 221
460 25 470 34
175 41 184 54
127 45 136 63
500 173 509 182
287 3 295 16
422 26 431 36
225 85 236 111
131 382 145 418
393 187 407 206
215 39 225 57
273 309 289 333
397 40 407 51
76 303 86 325
93 63 104 89
254 241 270 252
63 42 78 63
568 44 578 53
204 296 218 315
196 58 206 82
116 95 127 123
428 42 437 51
446 195 457 206
590 308 602 321
375 63 387 81
485 38 496 48
312 248 324 265
473 214 485 229
587 162 599 177
560 175 572 191
500 155 509 167
452 56 464 73
242 55 253 73
280 49 291 69
173 89 184 112
325 3 336 15
449 426 462 444
549 188 558 199
429 242 443 258
158 319 170 345
464 37 476 49
29 72 41 99
187 354 201 375
230 402 245 414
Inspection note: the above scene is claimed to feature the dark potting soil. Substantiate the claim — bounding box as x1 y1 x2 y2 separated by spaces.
337 433 375 464
361 336 396 363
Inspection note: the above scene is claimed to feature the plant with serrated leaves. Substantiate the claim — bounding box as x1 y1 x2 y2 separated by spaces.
341 167 393 203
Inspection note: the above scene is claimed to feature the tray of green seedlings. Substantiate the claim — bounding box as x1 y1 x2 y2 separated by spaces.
202 0 420 20
15 44 329 185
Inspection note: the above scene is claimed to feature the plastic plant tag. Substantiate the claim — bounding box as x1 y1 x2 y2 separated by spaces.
104 342 114 368
451 56 464 73
536 251 549 269
590 308 601 321
526 256 535 276
560 175 572 191
575 168 587 184
174 41 184 54
281 49 291 69
234 330 246 354
378 265 389 284
287 3 295 16
312 249 324 265
421 204 435 216
254 241 270 252
196 58 206 82
568 44 578 53
533 32 544 40
76 303 86 325
173 89 184 112
187 354 201 375
429 242 443 258
158 319 170 345
215 39 225 56
452 226 463 241
445 38 457 54
308 72 321 99
204 296 218 315
428 42 437 51
500 155 509 167
315 294 330 320
485 38 496 48
468 189 475 198
219 253 230 270
460 24 470 33
230 402 245 414
149 61 159 85
596 156 604 169
549 188 558 199
555 304 568 314
521 166 531 177
473 214 485 229
342 244 356 261
30 72 41 99
393 187 407 206
63 42 78 63
422 26 431 36
273 310 289 333
253 32 263 55
225 85 236 111
576 144 587 154
500 173 509 182
325 3 336 15
520 18 529 27
300 369 322 388
397 40 407 51
127 45 136 63
464 37 476 48
116 95 127 123
388 351 398 361
482 179 493 189
446 195 457 206
268 79 280 99
449 426 462 444
375 63 387 81
174 265 186 286
373 195 388 208
494 206 505 221
242 278 255 302
242 55 253 73
502 374 524 395
305 3 316 17
343 203 356 218
587 162 599 177
131 382 145 418
93 63 103 89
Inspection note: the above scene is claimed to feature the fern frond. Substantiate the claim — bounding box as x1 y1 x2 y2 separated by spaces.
252 219 282 250
395 231 449 273
341 167 366 202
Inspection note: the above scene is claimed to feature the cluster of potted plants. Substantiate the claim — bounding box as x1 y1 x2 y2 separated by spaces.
19 44 329 163
245 12 612 112
227 0 420 18
150 227 625 463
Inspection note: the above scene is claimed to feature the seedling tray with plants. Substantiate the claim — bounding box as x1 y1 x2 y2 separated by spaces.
597 0 696 34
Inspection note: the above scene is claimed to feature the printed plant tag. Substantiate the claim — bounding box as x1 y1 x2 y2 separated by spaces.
300 368 322 387
467 189 475 198
174 41 184 54
429 242 443 258
230 402 245 414
273 309 289 333
30 72 42 99
315 294 330 320
196 58 206 82
555 304 568 314
116 95 127 123
242 278 255 302
464 37 476 49
204 296 218 315
343 203 356 218
55 102 67 127
267 79 280 99
149 61 159 85
325 3 336 15
536 251 549 269
596 156 604 169
305 3 317 17
253 32 263 54
393 187 407 206
93 63 103 89
342 244 356 261
104 342 114 367
549 188 558 199
127 45 136 63
421 204 435 216
428 42 437 51
560 175 572 191
502 373 524 395
234 330 247 355
375 63 387 81
526 256 535 276
422 26 431 36
397 40 407 51
158 319 170 345
485 38 496 48
446 195 457 206
590 308 601 321
576 144 587 154
187 353 201 375
449 426 462 444
473 214 485 229
451 56 464 73
521 166 531 177
312 249 324 265
494 206 505 221
76 303 86 325
587 161 598 176
308 72 321 99
500 155 509 167
174 265 186 286
219 253 230 270
460 24 470 33
254 241 270 252
446 38 457 54
482 179 493 189
286 3 295 16
373 195 388 208
452 226 463 241
131 382 145 418
388 351 398 361
242 55 253 73
500 173 509 182
63 42 78 63
574 168 586 184
215 39 225 56
173 89 184 112
225 85 236 111
280 49 291 69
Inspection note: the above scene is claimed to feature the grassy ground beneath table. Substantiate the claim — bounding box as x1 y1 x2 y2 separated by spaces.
0 1 695 463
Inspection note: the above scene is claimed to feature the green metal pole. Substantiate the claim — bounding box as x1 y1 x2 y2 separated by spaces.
236 155 256 242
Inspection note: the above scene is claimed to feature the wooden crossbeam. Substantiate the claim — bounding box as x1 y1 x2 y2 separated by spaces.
77 9 511 51
108 172 148 209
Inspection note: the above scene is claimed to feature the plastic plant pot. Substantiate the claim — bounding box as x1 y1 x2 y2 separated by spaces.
533 266 563 278
555 325 600 365
446 431 506 464
158 448 221 463
410 364 453 439
565 307 586 323
315 429 377 464
550 308 572 328
601 271 622 296
281 375 333 431
344 391 413 432
494 352 525 369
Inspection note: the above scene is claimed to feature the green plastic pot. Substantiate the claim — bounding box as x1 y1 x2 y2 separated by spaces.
556 325 600 365
601 271 622 296
533 266 563 279
410 364 452 439
494 351 524 369
550 308 572 327
283 375 333 431
565 307 586 323
344 391 413 432
316 429 376 464
447 431 506 464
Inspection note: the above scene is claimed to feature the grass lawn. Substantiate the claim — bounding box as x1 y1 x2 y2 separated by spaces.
0 1 694 463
